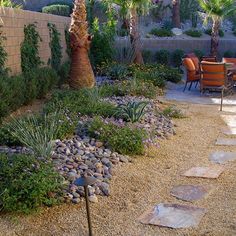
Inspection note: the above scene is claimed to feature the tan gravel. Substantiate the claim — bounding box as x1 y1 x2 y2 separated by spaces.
1 101 236 236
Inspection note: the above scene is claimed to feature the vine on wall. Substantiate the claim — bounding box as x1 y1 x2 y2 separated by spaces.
21 23 42 73
64 28 71 57
48 23 62 71
0 26 8 76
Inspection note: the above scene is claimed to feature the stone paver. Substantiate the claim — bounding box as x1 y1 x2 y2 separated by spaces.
210 151 236 164
183 166 224 178
170 185 211 202
215 138 236 146
220 115 236 127
221 127 236 135
138 203 207 229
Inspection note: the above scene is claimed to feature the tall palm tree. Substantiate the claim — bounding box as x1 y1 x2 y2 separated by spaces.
69 0 95 89
112 0 152 64
172 0 181 28
199 0 236 57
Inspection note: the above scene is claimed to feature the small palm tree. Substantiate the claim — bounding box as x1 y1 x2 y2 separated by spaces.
69 0 95 89
112 0 152 64
199 0 236 57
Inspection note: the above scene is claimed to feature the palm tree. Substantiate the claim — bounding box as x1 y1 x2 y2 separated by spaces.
112 0 152 64
199 0 236 57
69 0 95 89
172 0 181 28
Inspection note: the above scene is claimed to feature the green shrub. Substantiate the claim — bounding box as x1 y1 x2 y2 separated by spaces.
44 89 116 118
0 154 62 213
156 50 170 65
130 64 182 85
162 105 185 118
142 50 153 63
58 61 71 85
135 70 166 88
171 49 185 67
185 29 202 37
0 67 58 122
0 75 26 121
90 18 115 70
233 30 236 36
223 50 234 58
194 49 204 60
205 28 224 37
87 117 146 155
24 67 59 99
117 28 129 37
42 4 70 16
48 23 62 71
0 27 8 76
21 23 42 73
149 28 173 37
107 63 129 80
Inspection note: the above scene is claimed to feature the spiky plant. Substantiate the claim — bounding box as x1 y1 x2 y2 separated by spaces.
69 0 95 89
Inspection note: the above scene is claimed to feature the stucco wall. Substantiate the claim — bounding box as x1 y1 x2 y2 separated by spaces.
0 7 70 75
116 38 236 57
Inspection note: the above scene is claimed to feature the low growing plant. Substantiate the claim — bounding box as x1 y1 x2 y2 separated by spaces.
185 29 202 37
194 49 205 59
142 50 153 64
107 63 129 80
87 117 146 155
162 105 185 118
223 50 234 58
149 28 173 37
42 4 70 16
115 101 148 123
0 154 62 213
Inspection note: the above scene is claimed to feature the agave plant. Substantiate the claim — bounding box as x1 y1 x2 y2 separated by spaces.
115 101 148 123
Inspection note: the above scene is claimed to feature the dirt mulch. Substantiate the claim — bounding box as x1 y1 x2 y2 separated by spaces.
0 102 236 236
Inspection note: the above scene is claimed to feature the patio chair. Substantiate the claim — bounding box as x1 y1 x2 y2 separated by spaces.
182 57 200 92
200 61 233 111
222 57 236 81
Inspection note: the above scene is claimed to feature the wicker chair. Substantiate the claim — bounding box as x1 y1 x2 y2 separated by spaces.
201 55 217 62
200 61 232 111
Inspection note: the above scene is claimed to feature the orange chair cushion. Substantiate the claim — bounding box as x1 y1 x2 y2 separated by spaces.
191 56 200 71
233 75 236 81
183 58 195 71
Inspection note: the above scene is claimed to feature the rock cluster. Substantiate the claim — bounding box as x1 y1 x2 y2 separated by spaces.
52 136 130 204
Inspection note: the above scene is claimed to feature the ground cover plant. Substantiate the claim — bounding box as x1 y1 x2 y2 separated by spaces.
149 28 173 37
185 29 202 37
0 154 62 213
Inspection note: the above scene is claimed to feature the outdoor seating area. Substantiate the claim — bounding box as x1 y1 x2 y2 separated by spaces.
182 53 236 110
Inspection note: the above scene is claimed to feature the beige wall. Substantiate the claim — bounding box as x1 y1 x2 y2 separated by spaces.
0 7 70 75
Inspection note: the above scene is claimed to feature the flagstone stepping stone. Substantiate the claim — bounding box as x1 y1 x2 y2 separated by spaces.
210 151 236 164
221 127 236 135
170 185 211 202
220 115 236 127
215 138 236 146
183 166 224 178
138 203 207 229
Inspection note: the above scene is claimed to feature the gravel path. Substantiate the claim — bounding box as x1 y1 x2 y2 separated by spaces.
1 102 236 236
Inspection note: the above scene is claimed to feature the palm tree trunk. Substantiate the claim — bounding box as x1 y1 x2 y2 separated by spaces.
130 7 144 64
69 0 95 89
172 0 181 28
211 18 220 57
